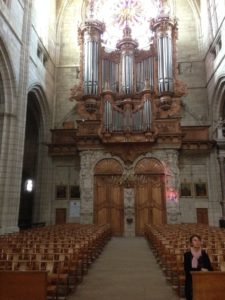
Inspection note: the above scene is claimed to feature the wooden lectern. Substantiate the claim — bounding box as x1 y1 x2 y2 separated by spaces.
191 271 225 300
0 271 47 300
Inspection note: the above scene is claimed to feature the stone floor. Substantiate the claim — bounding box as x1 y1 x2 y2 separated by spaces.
67 237 180 300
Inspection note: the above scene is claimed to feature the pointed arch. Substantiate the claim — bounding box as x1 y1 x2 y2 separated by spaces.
0 36 17 115
22 84 51 225
27 83 51 140
212 76 225 121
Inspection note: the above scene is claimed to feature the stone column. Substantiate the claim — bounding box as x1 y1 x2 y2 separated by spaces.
79 150 97 223
164 150 181 223
0 0 33 234
218 154 225 219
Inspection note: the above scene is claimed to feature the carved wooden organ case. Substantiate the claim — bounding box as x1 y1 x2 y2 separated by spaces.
70 8 186 151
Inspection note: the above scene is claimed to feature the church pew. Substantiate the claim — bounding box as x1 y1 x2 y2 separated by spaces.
191 271 225 300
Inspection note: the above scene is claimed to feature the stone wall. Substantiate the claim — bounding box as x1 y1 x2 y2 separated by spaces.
0 0 57 233
0 0 224 233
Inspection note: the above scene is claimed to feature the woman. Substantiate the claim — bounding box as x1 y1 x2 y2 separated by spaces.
184 234 213 300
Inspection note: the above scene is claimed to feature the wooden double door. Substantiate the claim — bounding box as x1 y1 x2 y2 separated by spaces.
94 175 124 236
94 158 166 236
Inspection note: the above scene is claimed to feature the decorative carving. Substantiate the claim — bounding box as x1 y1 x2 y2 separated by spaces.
84 98 98 113
135 158 164 174
103 144 149 164
79 19 105 37
70 84 83 101
76 102 100 120
157 95 172 110
94 159 123 175
174 79 187 97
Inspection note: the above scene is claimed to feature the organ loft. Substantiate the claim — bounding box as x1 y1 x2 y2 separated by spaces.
49 1 215 236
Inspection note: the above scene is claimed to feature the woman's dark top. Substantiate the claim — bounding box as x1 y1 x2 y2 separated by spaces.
184 250 213 300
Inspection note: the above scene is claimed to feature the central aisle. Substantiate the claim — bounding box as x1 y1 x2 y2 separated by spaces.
68 237 180 300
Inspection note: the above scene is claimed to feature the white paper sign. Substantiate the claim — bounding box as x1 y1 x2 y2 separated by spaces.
69 200 80 217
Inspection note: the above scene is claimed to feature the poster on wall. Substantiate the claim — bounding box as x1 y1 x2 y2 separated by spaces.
69 200 80 218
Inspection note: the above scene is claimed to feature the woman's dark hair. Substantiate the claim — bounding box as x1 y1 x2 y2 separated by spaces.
189 234 201 244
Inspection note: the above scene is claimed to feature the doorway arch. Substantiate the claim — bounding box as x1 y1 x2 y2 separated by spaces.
18 92 41 229
19 85 50 229
134 158 166 235
94 159 124 236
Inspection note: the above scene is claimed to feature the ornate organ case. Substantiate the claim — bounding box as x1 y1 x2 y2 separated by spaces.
50 7 213 162
69 8 186 152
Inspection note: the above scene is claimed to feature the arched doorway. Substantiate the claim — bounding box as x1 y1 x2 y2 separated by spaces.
18 92 41 229
135 158 166 235
94 159 124 236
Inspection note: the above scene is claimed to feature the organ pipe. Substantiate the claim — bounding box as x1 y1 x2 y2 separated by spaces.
116 25 138 95
79 20 105 96
157 34 173 94
143 99 151 130
84 36 99 95
150 9 177 96
76 8 181 138
136 57 154 92
103 99 151 133
102 59 119 93
121 55 133 94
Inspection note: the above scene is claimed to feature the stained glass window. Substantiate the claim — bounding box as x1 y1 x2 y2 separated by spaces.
86 0 160 50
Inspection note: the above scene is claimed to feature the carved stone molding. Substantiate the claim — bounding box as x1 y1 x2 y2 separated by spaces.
94 158 123 175
104 144 154 164
135 158 164 174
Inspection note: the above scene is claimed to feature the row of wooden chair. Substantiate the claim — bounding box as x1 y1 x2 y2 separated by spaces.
144 224 225 298
0 223 111 300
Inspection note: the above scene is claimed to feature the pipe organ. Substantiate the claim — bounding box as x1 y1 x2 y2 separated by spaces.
70 5 186 144
150 13 174 95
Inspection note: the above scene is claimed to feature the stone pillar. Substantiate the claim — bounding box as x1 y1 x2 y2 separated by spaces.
164 150 181 223
79 150 98 223
124 188 135 237
218 154 225 219
0 0 33 234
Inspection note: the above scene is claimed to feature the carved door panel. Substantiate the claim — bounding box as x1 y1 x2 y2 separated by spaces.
55 208 67 225
135 175 165 235
94 176 108 226
110 183 124 236
94 176 124 236
196 208 209 225
135 182 150 236
151 176 165 225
